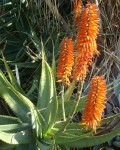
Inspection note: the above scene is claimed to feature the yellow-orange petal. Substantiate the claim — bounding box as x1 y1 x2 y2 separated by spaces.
77 3 99 42
81 76 107 132
57 37 74 85
72 2 99 81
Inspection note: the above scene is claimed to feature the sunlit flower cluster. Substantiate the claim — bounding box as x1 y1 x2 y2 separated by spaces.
56 0 107 133
57 1 99 83
73 2 99 81
57 37 74 85
81 76 107 132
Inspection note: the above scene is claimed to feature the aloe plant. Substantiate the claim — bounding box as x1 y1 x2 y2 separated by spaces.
0 46 120 150
0 1 120 150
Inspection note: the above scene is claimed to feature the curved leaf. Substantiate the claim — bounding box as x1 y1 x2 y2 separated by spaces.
2 53 25 94
0 129 35 144
9 87 44 138
0 141 16 150
55 131 91 144
37 49 58 134
0 71 30 122
0 115 21 124
37 140 54 150
0 123 31 132
0 70 43 137
61 127 120 148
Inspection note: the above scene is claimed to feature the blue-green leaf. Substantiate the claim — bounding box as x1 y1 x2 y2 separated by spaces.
0 115 21 124
0 123 31 132
2 53 25 94
15 144 36 150
0 71 30 122
61 127 120 148
55 131 91 144
37 139 54 150
37 50 58 134
0 70 43 137
0 141 16 150
0 129 35 144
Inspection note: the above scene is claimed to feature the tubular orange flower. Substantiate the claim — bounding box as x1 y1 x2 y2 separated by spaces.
72 3 99 81
73 0 83 26
57 37 74 85
81 76 107 132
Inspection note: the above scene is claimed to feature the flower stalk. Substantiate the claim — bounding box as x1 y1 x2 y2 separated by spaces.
54 80 84 137
61 82 66 121
57 37 74 122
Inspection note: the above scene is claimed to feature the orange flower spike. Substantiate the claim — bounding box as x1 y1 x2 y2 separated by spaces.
57 38 74 85
81 76 107 132
72 3 99 81
86 3 99 40
73 0 83 26
76 3 99 48
72 55 88 81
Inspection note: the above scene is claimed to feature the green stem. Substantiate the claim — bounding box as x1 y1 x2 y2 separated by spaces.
54 80 84 137
62 82 66 121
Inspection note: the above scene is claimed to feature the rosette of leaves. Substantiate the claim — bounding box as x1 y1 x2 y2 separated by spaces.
0 44 120 150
